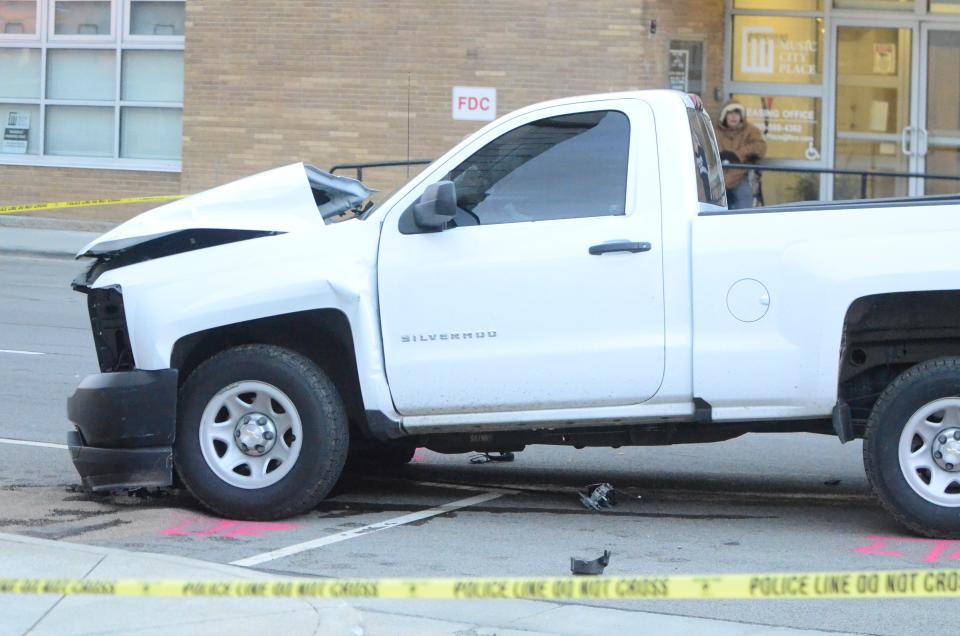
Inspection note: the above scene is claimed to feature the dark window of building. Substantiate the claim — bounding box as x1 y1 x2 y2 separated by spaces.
668 40 705 97
0 0 184 167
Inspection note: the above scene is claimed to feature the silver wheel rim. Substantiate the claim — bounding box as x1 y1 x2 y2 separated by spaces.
898 397 960 507
199 381 303 490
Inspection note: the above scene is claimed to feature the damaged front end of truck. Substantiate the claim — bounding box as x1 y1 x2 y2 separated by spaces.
66 163 374 492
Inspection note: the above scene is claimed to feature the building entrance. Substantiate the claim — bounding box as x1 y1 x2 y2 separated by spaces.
727 1 960 203
832 20 960 198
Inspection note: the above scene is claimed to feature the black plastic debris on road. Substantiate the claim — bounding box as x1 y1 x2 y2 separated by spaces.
579 482 617 511
469 451 516 465
571 550 611 575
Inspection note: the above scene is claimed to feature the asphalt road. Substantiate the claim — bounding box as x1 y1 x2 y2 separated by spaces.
0 252 950 635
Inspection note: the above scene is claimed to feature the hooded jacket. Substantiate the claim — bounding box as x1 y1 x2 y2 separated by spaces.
714 101 767 189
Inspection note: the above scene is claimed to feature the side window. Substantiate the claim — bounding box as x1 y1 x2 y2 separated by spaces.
401 110 629 232
688 108 726 207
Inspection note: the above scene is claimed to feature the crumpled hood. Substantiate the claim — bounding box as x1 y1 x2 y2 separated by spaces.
78 162 373 257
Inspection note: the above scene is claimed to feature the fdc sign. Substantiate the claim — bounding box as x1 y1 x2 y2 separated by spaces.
452 87 497 121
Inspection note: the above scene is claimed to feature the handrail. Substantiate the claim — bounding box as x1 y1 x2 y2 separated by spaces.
725 162 960 201
328 158 960 203
329 160 432 181
725 162 960 181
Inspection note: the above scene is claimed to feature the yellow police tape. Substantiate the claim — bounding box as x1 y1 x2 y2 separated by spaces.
1 570 959 600
0 195 184 215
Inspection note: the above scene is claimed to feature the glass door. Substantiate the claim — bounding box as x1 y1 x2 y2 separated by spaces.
832 21 920 199
919 24 960 195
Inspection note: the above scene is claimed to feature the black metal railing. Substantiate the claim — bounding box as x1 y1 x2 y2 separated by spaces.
725 162 960 202
330 159 960 205
329 159 432 181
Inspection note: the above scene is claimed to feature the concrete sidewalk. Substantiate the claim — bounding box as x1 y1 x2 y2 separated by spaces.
0 532 854 636
0 533 362 636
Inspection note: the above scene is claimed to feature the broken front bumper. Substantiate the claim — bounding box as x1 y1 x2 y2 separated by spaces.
66 369 178 491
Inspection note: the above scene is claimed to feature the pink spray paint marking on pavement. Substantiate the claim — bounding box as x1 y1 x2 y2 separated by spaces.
854 535 960 564
161 517 299 539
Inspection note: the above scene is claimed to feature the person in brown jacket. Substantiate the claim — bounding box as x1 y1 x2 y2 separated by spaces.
714 101 767 209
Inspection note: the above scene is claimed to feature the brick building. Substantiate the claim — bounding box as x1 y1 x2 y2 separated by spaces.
1 1 958 219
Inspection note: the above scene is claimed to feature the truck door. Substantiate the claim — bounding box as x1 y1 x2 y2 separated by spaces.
377 100 665 416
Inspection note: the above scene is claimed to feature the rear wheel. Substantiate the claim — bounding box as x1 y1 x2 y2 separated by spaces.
174 344 348 520
864 357 960 538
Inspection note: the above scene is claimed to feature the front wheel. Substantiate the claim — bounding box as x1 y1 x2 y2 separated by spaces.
864 357 960 538
174 345 349 520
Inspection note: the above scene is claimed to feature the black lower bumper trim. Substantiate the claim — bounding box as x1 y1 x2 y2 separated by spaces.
68 431 172 491
67 369 177 448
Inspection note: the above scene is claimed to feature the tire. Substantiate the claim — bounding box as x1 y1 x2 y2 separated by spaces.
864 357 960 538
174 344 349 520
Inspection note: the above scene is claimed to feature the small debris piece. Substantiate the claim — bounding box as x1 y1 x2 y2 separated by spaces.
469 451 516 465
579 482 617 511
571 550 611 576
824 479 841 486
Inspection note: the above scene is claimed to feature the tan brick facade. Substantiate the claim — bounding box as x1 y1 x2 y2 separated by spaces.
0 0 726 222
0 165 180 222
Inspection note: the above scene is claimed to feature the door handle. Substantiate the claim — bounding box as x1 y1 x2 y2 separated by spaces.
588 240 652 255
918 127 929 156
901 126 914 156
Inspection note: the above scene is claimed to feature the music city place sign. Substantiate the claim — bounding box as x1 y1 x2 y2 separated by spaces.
741 27 818 79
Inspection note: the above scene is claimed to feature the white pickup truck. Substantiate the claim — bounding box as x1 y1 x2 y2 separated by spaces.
67 90 960 537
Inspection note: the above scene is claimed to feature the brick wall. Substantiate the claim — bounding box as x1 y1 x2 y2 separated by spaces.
182 0 726 197
0 0 726 221
0 166 180 222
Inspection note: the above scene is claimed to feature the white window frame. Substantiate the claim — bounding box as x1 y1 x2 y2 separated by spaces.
0 0 42 40
48 0 116 43
123 0 184 44
0 0 182 172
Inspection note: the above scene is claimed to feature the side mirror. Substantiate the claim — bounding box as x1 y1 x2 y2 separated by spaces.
413 181 457 230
